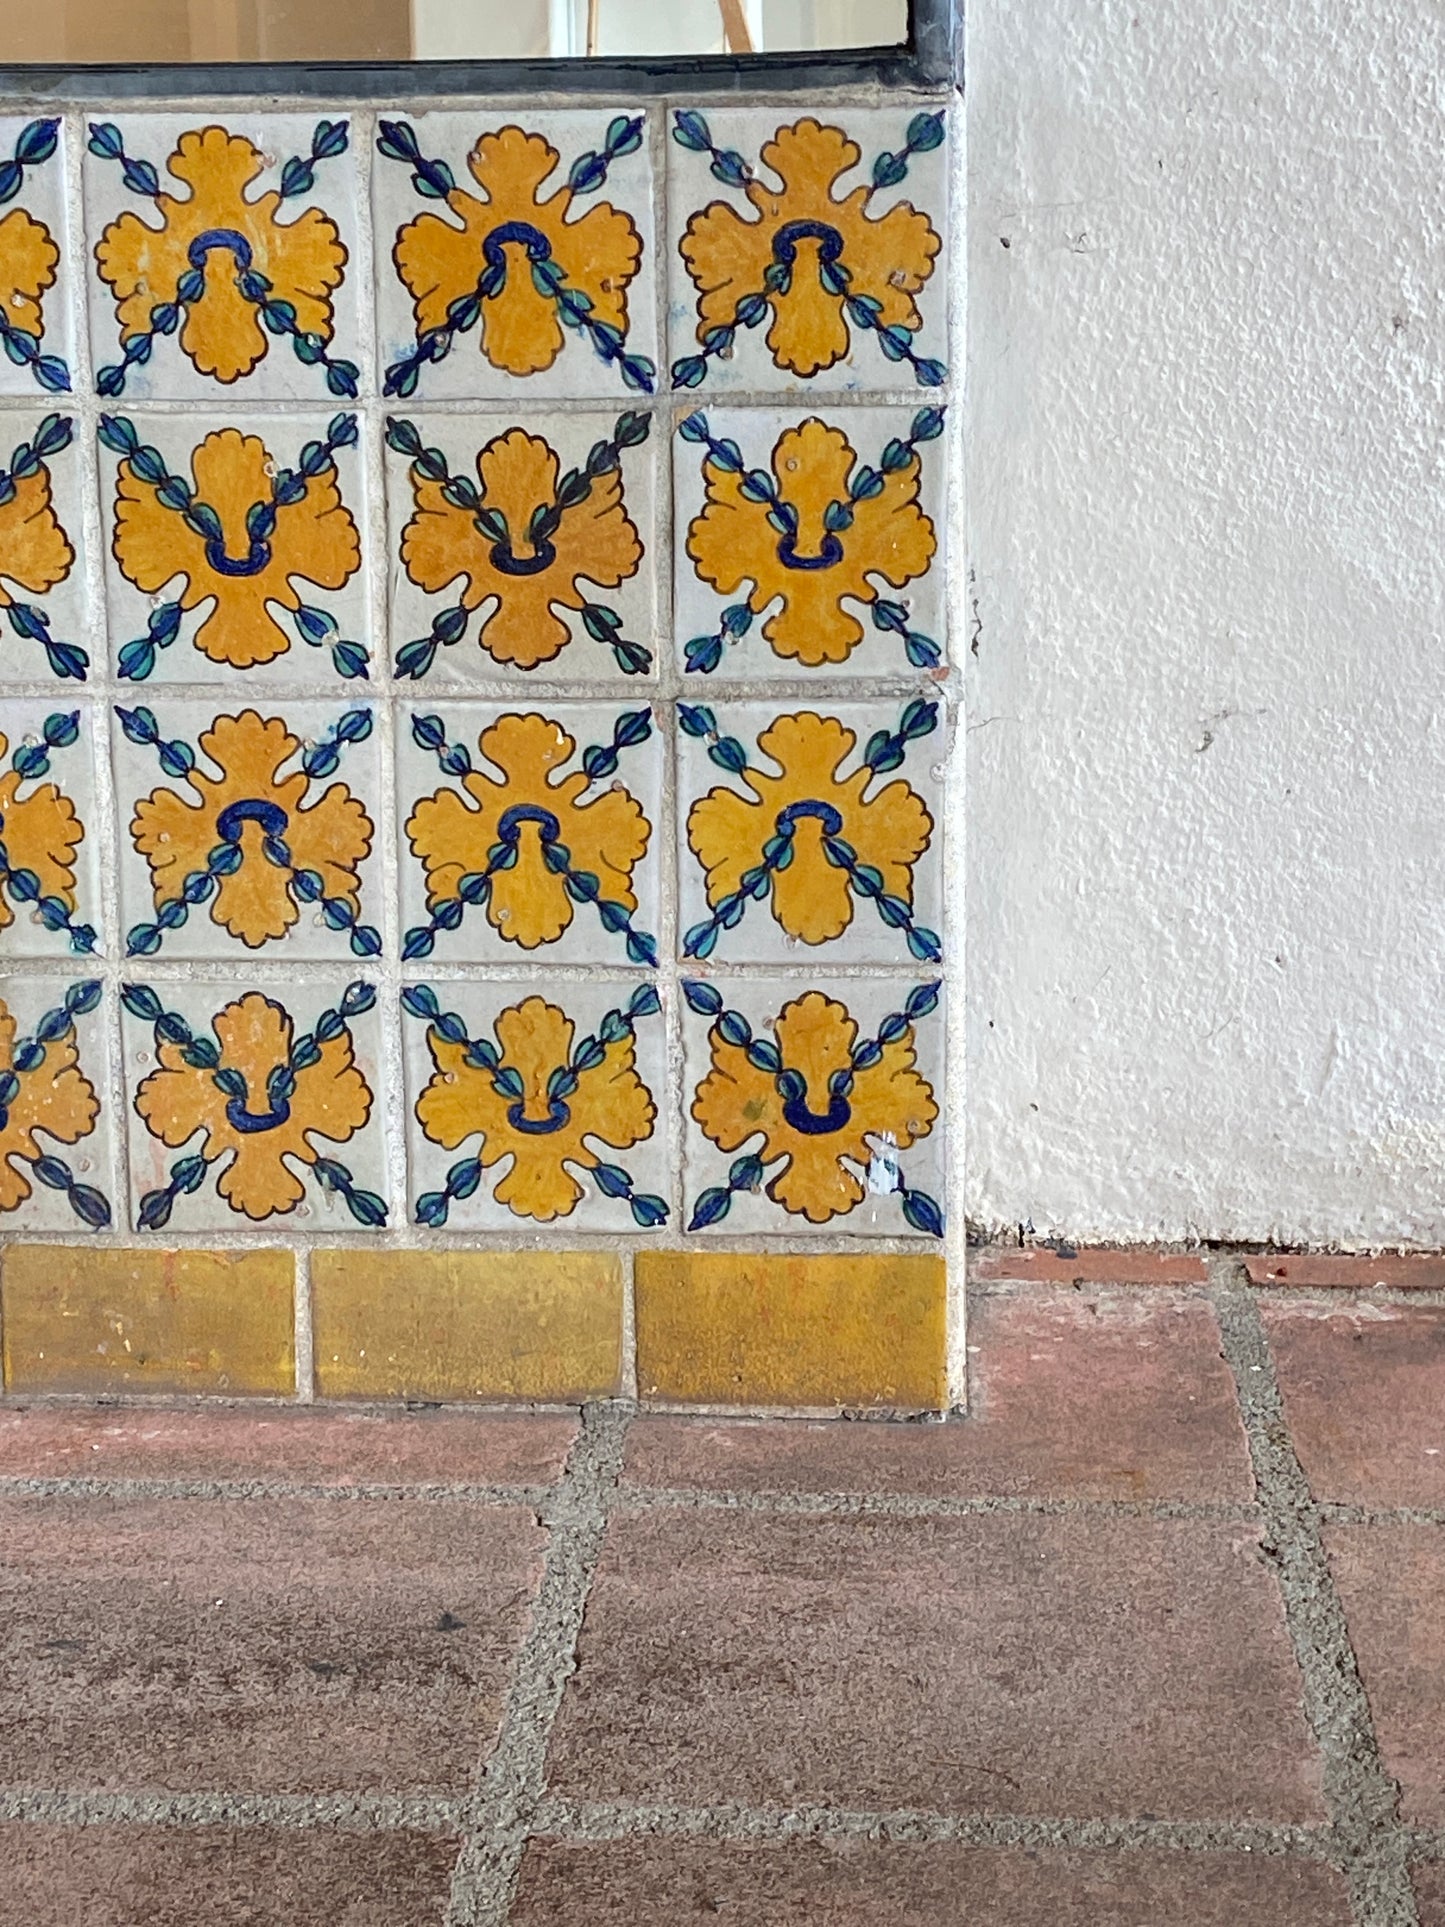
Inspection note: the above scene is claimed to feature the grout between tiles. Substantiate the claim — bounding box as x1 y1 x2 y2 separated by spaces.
444 1398 631 1927
0 93 958 1286
0 1367 1437 1916
1209 1258 1419 1927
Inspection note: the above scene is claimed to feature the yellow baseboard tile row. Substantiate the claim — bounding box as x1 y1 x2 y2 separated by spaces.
1 1246 296 1397
635 1251 948 1412
1 1247 947 1410
310 1249 624 1403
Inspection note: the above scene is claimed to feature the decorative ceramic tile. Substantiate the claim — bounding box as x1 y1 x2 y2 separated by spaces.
673 404 946 679
0 408 93 684
0 117 75 400
121 975 387 1232
111 697 381 963
677 697 942 967
0 699 103 958
0 972 113 1231
82 114 364 402
373 110 657 402
97 410 372 685
401 977 668 1232
398 699 659 968
681 974 944 1239
666 106 947 395
383 406 658 685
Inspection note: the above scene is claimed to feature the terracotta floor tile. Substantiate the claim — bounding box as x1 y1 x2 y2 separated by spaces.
0 1496 544 1793
546 1510 1323 1823
1413 1862 1445 1927
626 1288 1252 1503
1246 1253 1445 1290
0 1405 575 1489
973 1248 1208 1283
0 1823 457 1926
1326 1523 1445 1824
510 1838 1348 1924
1263 1302 1445 1508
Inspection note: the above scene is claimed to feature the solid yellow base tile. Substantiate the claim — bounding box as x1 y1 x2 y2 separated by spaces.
1 1246 296 1397
634 1250 948 1411
311 1249 623 1403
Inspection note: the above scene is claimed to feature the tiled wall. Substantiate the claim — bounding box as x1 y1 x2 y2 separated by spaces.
0 97 956 1409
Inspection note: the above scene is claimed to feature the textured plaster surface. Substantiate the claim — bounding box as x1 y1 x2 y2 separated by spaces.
964 0 1445 1243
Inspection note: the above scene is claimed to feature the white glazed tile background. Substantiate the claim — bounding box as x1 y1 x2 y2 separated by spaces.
0 970 115 1229
676 697 943 967
671 403 947 682
0 98 959 1401
0 114 75 399
96 410 374 687
110 695 384 962
371 108 658 404
382 406 660 688
665 105 950 398
400 971 670 1234
396 696 663 969
0 696 104 957
81 112 368 403
0 405 93 688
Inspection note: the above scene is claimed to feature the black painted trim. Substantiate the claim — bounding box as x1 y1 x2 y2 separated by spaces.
0 0 958 100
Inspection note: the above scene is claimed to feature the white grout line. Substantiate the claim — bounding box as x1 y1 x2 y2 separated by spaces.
291 1244 315 1404
0 95 960 1359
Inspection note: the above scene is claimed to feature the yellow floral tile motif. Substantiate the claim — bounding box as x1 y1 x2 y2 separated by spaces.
0 979 110 1228
679 409 942 672
103 414 365 677
0 415 89 682
682 702 938 963
0 119 71 397
685 979 942 1234
379 115 655 396
125 980 384 1228
0 714 96 956
88 119 358 397
671 110 945 388
387 411 650 677
120 706 376 958
404 982 666 1228
404 706 655 963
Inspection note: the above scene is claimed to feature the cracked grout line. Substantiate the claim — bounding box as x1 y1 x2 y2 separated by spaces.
530 1795 1339 1861
0 1475 552 1506
0 1470 1261 1522
613 1484 1261 1523
967 1275 1445 1311
1322 1504 1445 1530
0 1788 470 1831
445 1398 631 1927
1209 1257 1418 1926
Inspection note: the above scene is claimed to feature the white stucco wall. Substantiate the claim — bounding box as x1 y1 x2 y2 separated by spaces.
965 0 1445 1246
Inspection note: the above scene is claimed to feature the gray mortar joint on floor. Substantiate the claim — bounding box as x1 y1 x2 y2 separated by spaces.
445 1399 633 1927
1208 1257 1419 1927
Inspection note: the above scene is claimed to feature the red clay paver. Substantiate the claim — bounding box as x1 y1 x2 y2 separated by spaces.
1326 1523 1445 1825
0 1405 575 1489
625 1288 1253 1504
1262 1302 1445 1509
510 1837 1349 1923
546 1510 1324 1823
0 1495 544 1793
972 1247 1208 1284
1245 1252 1445 1290
1413 1862 1445 1927
0 1822 459 1926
